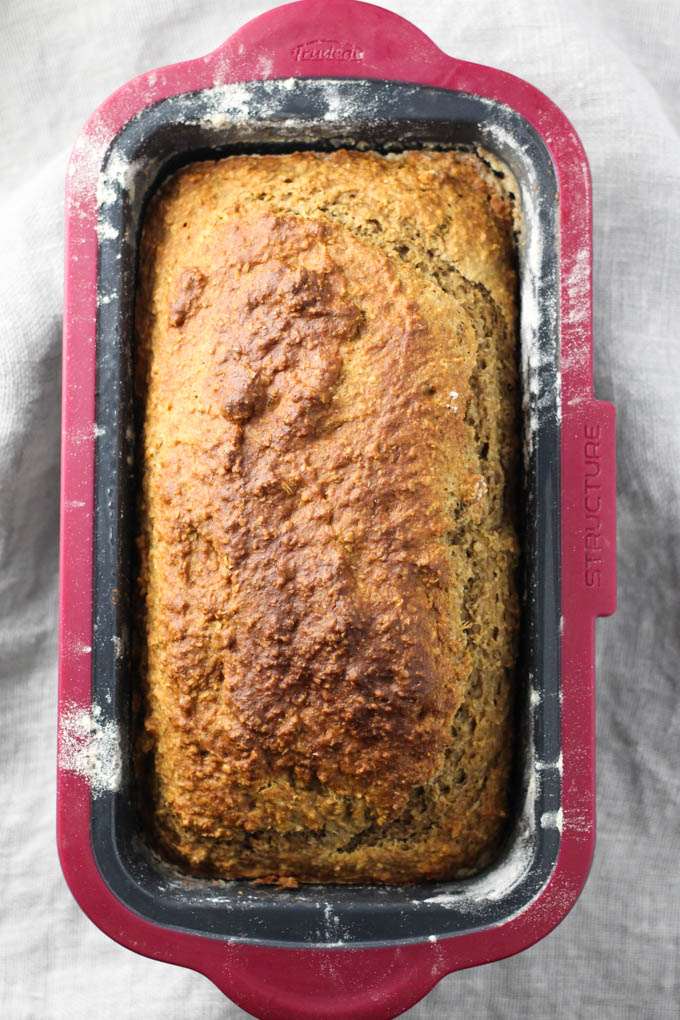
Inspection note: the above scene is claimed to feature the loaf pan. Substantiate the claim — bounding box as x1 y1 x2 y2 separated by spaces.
58 2 617 1017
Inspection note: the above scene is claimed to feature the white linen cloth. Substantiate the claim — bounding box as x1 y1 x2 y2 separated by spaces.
1 0 678 1015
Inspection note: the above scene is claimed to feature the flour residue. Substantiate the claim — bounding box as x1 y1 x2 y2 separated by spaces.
192 78 385 130
560 243 593 389
59 703 122 796
477 106 563 466
197 83 254 127
540 808 564 831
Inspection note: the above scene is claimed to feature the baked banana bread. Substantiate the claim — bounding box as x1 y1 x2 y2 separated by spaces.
135 149 520 884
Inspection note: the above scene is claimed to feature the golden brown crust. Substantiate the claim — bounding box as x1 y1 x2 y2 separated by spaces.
135 149 519 883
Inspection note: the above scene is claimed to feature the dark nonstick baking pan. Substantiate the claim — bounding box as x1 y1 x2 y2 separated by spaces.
58 2 616 1017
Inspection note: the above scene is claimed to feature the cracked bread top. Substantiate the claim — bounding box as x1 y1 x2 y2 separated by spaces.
135 149 520 884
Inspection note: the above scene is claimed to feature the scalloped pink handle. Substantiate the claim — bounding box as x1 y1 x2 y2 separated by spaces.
201 943 448 1020
201 0 463 88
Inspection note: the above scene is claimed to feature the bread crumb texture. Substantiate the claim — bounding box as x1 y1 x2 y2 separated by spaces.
135 149 520 883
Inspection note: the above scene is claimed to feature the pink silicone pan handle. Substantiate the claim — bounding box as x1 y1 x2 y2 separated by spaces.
200 942 451 1020
199 0 464 88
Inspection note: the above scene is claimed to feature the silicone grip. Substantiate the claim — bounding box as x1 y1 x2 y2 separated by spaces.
202 0 461 88
562 399 617 619
204 943 448 1020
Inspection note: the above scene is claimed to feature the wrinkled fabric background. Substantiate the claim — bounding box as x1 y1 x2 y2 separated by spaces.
1 0 678 1016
